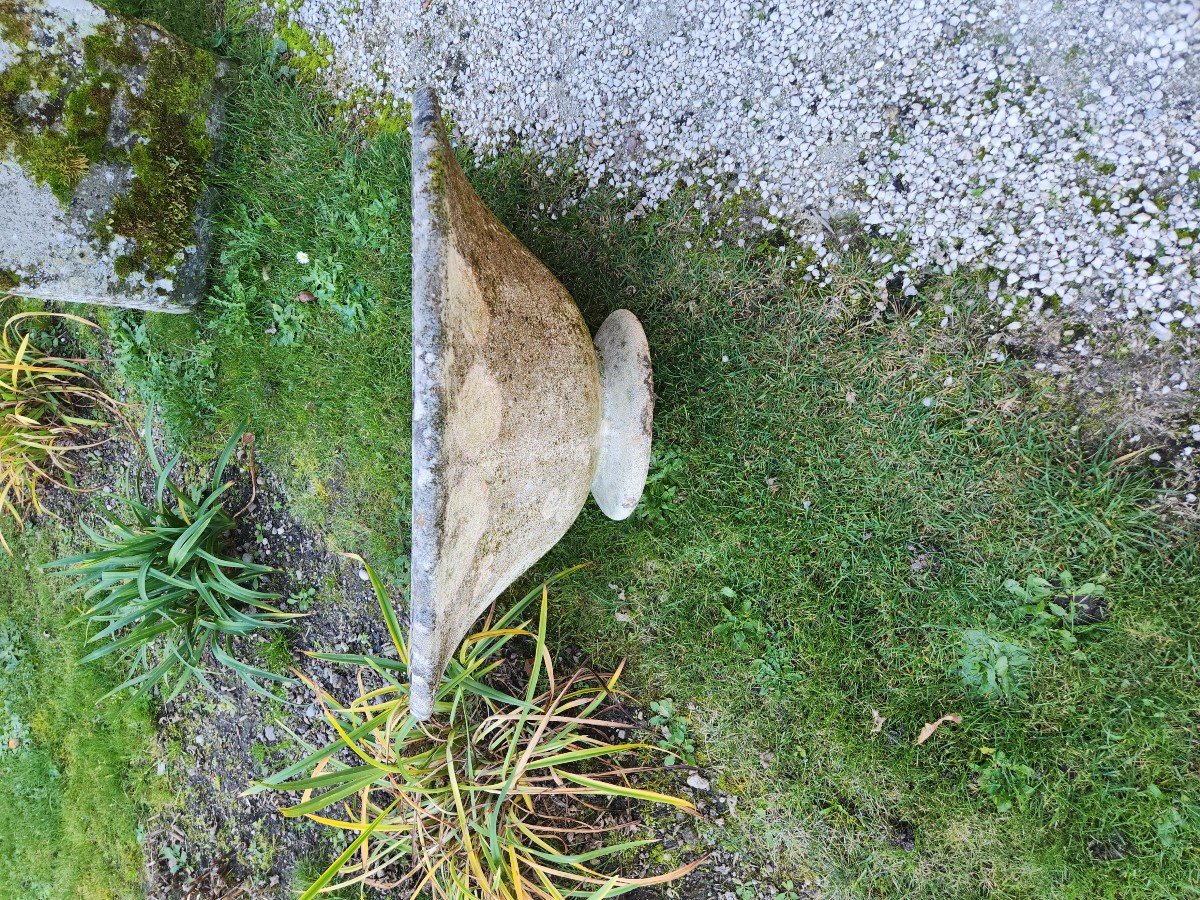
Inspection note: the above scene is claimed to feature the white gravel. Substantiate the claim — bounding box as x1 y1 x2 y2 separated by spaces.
286 0 1200 396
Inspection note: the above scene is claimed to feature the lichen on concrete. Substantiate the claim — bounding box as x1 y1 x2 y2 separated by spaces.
0 0 224 312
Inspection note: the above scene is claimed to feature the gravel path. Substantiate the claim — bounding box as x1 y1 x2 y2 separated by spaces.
292 0 1198 346
284 0 1200 496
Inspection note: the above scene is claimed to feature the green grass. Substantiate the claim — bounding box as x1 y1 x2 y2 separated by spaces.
96 29 1200 900
95 35 411 569
0 528 165 899
96 0 221 47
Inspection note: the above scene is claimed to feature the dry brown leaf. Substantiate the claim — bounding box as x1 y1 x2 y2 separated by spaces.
916 713 962 745
870 709 886 734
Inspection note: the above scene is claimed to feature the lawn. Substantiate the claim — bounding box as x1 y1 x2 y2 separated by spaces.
0 528 165 899
11 6 1200 898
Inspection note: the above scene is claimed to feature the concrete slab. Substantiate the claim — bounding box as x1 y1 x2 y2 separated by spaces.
0 0 224 312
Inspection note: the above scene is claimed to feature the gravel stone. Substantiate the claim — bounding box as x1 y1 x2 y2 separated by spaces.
286 0 1200 362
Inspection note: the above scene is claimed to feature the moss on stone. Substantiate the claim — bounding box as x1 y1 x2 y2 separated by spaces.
0 268 17 291
2 15 109 202
104 37 217 272
0 3 32 45
7 128 90 202
1 7 87 202
2 5 219 278
81 23 142 70
62 76 115 160
112 253 135 278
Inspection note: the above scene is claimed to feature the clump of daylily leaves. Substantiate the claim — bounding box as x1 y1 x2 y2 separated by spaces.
48 419 297 702
252 562 705 898
0 310 121 553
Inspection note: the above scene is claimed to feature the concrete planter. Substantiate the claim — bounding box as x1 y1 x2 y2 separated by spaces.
410 86 654 720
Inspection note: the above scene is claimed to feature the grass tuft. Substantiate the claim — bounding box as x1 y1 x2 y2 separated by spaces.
0 308 119 553
253 561 703 898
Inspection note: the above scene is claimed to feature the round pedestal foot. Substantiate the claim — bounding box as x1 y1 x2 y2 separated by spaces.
591 310 654 520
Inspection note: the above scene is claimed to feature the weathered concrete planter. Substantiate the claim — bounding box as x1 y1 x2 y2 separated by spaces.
410 86 654 720
0 0 223 312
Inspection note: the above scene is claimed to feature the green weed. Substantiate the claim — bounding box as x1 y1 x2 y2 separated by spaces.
107 311 216 438
713 586 766 651
635 448 687 523
648 698 698 766
956 629 1032 701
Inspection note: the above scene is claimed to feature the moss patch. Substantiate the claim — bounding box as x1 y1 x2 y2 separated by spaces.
61 76 115 160
104 36 217 272
271 0 334 82
0 4 32 46
0 19 80 202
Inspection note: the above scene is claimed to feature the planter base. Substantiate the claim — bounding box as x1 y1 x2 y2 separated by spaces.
591 310 654 521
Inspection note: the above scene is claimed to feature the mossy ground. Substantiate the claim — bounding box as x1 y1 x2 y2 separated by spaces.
69 24 1200 898
0 527 167 899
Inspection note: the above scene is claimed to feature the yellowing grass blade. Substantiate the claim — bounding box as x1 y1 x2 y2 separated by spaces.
303 812 412 833
322 701 405 774
299 799 398 900
606 658 627 692
446 733 488 887
555 769 697 812
459 627 532 657
508 844 529 900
